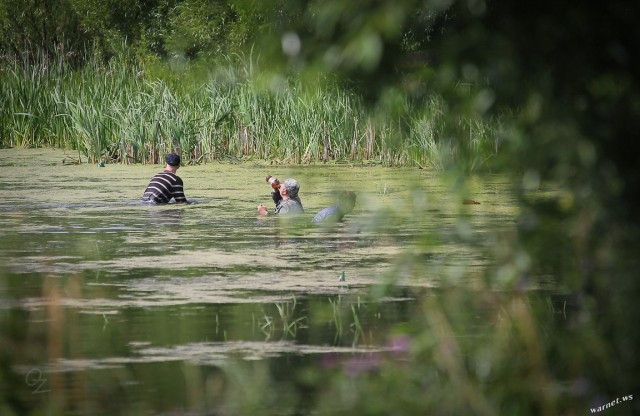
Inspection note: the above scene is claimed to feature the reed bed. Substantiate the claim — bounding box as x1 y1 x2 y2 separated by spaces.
0 52 500 170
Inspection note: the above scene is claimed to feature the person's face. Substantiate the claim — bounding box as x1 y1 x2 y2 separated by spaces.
279 183 288 198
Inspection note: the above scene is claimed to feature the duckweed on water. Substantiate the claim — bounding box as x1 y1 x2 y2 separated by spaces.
0 148 638 415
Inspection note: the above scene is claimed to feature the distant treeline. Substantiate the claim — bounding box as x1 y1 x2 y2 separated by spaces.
0 0 450 70
0 0 500 168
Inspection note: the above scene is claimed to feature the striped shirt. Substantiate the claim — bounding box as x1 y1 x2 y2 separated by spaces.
141 171 187 203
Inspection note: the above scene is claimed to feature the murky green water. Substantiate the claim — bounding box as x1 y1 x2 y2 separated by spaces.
1 148 522 415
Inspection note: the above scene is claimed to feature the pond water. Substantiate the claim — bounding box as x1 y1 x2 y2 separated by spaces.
0 148 524 415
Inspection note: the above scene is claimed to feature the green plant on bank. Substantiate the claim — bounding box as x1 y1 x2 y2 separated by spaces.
0 50 500 171
350 304 363 347
329 297 344 343
260 298 308 340
329 296 366 347
276 298 308 337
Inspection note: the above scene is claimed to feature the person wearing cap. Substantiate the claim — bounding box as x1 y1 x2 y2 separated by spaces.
312 191 357 223
140 153 188 204
257 178 304 216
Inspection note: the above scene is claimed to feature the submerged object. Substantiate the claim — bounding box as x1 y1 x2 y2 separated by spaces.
312 204 341 223
313 191 357 223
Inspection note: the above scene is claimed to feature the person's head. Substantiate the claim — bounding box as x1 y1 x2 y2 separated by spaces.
165 153 181 172
279 178 300 199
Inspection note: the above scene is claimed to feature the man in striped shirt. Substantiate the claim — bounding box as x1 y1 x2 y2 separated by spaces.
141 153 188 204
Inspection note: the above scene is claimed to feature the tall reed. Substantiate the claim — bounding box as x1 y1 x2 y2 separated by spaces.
0 50 500 170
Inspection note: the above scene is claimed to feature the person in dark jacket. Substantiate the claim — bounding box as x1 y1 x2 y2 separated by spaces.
141 153 188 204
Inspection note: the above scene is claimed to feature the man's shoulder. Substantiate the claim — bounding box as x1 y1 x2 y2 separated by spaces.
278 198 304 214
156 171 182 180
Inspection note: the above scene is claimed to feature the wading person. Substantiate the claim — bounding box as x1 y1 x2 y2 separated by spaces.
312 191 357 223
141 153 188 204
257 177 304 216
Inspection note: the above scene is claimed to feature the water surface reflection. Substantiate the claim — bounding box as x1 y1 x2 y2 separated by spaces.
0 148 520 415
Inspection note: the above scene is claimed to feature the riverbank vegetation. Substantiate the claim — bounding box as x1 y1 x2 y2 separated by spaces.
0 47 500 170
0 0 501 170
